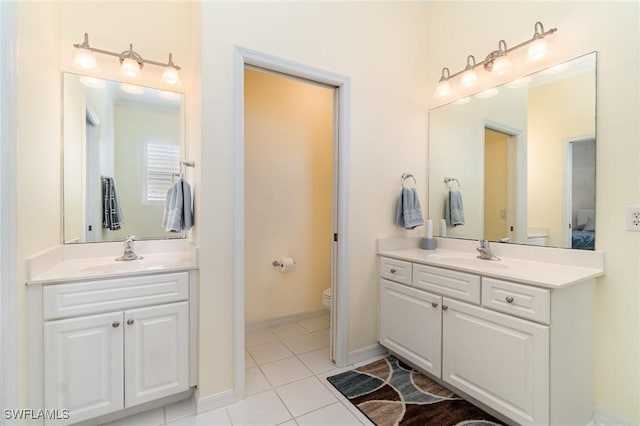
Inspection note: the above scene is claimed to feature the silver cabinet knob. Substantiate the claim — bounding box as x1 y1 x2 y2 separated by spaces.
390 268 397 274
127 319 135 325
431 302 438 308
442 305 448 311
506 296 514 304
112 321 120 328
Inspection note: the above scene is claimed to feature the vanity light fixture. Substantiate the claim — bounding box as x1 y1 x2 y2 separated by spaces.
433 21 557 99
72 33 182 87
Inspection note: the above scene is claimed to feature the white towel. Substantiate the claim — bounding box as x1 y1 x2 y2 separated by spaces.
163 178 193 232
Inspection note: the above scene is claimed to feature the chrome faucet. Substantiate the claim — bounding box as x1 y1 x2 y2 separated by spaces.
116 235 143 261
476 239 500 261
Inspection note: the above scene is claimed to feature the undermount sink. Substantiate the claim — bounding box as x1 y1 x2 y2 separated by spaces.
78 259 179 274
431 256 509 269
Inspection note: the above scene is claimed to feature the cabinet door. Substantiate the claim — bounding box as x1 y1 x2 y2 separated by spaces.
379 279 442 376
44 311 124 425
442 298 549 426
124 301 189 407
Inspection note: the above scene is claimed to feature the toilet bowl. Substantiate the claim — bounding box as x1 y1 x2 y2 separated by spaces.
322 287 332 311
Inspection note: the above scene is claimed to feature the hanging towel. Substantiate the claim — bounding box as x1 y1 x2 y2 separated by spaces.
101 176 123 231
445 190 465 227
395 187 424 229
163 178 193 232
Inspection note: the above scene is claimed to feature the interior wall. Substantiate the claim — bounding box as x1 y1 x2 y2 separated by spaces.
200 1 430 397
244 69 333 324
425 2 640 422
484 129 508 241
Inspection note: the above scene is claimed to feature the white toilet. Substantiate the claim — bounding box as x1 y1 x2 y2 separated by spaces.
322 287 332 311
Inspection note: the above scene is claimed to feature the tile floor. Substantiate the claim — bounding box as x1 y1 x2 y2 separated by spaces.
105 315 377 426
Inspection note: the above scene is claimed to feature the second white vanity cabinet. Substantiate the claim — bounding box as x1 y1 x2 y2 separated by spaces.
42 272 190 425
379 255 596 426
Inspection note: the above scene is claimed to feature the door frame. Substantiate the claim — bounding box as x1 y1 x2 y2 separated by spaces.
232 46 351 400
563 134 596 247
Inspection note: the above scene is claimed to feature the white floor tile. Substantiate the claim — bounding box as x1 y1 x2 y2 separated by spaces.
102 408 164 426
245 349 257 368
164 396 195 423
246 366 272 396
227 390 291 426
341 400 375 426
166 407 232 426
281 333 326 355
275 377 338 418
311 329 330 346
298 348 335 374
316 367 355 401
246 328 279 347
260 356 313 387
298 316 330 333
247 340 294 365
276 421 297 426
295 402 362 426
269 322 308 339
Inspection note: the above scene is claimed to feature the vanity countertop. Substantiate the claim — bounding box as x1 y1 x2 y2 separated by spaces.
378 243 604 289
26 241 198 285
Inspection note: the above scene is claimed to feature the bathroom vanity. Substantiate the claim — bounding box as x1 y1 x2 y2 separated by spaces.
377 237 604 426
26 240 198 425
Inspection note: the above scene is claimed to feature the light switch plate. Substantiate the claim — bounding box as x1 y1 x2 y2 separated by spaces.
626 206 640 231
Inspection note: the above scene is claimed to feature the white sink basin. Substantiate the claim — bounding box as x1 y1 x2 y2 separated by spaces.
434 257 508 269
78 259 179 274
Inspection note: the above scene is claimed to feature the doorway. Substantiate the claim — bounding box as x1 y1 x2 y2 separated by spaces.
233 47 350 400
564 136 596 249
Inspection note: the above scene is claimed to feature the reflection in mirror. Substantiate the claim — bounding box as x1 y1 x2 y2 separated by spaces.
429 52 596 250
63 72 185 244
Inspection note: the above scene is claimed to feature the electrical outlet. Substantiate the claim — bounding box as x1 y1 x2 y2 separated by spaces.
626 206 640 231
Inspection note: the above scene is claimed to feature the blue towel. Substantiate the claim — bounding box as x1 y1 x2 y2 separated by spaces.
163 178 193 232
445 190 465 227
101 176 123 230
395 187 424 229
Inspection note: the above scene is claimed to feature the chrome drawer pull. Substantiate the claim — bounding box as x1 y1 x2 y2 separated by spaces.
431 302 438 308
506 296 514 303
390 268 397 274
112 321 120 328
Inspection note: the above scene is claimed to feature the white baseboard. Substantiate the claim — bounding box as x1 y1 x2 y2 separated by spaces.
195 388 237 414
245 309 327 331
593 406 638 426
347 343 387 366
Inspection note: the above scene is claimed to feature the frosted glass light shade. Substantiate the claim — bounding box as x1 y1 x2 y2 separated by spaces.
434 80 451 98
492 56 512 75
460 69 478 88
161 67 181 86
72 49 99 72
527 38 549 62
120 58 142 79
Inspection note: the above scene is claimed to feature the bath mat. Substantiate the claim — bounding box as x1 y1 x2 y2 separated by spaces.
326 355 506 426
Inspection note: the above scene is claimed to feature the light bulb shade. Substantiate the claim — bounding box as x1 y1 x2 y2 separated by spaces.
460 68 478 88
161 67 181 86
492 55 512 75
527 37 549 62
72 49 99 72
120 58 142 79
434 80 451 98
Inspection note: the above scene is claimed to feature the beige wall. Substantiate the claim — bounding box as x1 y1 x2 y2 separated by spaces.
244 69 333 324
199 1 430 397
528 71 596 247
425 2 640 422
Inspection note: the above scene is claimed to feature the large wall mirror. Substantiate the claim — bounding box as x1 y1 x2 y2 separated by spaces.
429 52 596 250
63 72 185 244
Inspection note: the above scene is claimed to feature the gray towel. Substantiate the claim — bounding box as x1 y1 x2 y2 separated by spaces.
101 176 123 230
163 178 193 232
395 187 424 229
445 190 465 227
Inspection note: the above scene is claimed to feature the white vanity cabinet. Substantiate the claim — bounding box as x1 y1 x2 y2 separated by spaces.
379 255 595 426
41 272 190 426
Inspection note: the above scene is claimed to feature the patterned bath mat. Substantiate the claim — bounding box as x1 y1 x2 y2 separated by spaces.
326 356 506 426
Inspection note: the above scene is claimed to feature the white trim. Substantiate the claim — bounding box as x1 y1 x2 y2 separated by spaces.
194 388 236 415
0 1 18 418
347 344 388 366
232 46 351 403
592 406 638 426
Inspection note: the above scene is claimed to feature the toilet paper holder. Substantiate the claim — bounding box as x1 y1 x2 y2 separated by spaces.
272 259 295 267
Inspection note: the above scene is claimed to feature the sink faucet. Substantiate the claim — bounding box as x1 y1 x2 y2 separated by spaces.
116 235 144 261
476 239 500 261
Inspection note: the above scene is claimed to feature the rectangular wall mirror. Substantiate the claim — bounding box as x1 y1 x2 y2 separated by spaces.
63 72 186 244
428 52 596 250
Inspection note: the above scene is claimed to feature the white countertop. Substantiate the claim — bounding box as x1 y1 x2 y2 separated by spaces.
378 238 604 289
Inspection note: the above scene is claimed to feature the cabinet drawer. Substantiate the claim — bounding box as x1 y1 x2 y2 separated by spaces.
44 272 189 320
380 257 412 285
482 278 550 324
413 264 480 304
